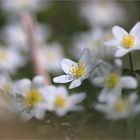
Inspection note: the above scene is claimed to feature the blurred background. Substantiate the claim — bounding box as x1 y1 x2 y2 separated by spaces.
0 0 140 139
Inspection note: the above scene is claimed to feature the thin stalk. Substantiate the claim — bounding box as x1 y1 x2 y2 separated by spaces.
22 14 50 85
129 52 134 76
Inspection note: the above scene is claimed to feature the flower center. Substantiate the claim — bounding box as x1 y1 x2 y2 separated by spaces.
70 62 85 79
25 89 42 107
105 73 120 89
114 98 129 113
55 95 67 108
122 35 135 48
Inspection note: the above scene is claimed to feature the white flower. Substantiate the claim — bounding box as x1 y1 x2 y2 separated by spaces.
3 23 49 52
80 1 127 27
0 47 26 74
43 43 65 74
15 76 48 121
0 73 15 95
95 93 140 120
72 27 116 60
92 59 137 102
105 22 140 57
41 86 86 117
53 49 99 89
0 91 19 120
1 0 51 13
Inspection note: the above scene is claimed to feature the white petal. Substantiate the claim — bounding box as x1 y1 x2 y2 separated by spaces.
32 76 45 88
94 103 109 113
92 77 104 87
130 22 140 38
98 90 109 102
53 75 73 83
16 79 31 96
61 59 77 74
79 48 90 65
98 88 121 102
104 40 118 46
133 43 140 50
69 93 86 106
69 79 82 89
112 26 128 41
20 111 33 122
34 107 46 120
115 49 129 57
121 76 137 89
56 109 67 117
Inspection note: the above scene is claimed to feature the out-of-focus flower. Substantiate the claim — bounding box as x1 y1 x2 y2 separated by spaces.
43 43 65 74
92 59 137 102
15 76 48 121
95 93 140 120
53 49 99 89
0 91 19 120
2 23 49 52
80 0 127 27
72 27 116 61
41 86 86 117
0 74 15 95
1 0 50 13
105 22 140 57
0 46 26 74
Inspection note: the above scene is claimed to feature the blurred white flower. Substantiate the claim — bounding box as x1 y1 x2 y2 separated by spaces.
72 27 116 61
43 43 65 74
1 0 51 13
2 23 49 52
15 76 48 121
80 0 127 27
41 86 86 117
0 46 26 74
105 22 140 57
92 59 137 102
95 93 140 120
0 74 15 95
0 91 19 121
53 49 98 89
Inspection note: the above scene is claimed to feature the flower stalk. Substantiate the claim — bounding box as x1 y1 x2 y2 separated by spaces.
129 52 134 76
22 14 50 85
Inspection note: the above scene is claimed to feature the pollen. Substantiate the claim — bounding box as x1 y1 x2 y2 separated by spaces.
114 98 129 113
25 89 42 107
122 34 135 48
55 95 67 108
69 62 85 79
105 73 120 89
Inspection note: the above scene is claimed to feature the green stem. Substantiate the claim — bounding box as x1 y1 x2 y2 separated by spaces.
129 52 134 75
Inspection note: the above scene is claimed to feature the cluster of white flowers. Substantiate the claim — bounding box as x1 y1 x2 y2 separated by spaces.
0 0 140 123
53 22 140 120
0 75 86 121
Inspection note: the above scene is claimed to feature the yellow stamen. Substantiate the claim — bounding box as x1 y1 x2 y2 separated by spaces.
55 95 67 108
69 62 85 79
122 34 135 48
105 73 120 89
25 89 42 107
114 98 129 113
